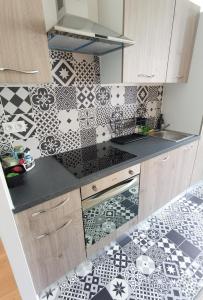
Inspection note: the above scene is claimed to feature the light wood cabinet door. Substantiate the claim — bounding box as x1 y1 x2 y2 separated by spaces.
166 0 200 83
191 126 203 184
15 189 86 293
172 141 198 197
123 0 175 83
0 0 52 84
139 142 198 222
139 151 176 222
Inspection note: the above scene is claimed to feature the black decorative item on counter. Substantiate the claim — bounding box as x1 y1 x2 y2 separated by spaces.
55 142 137 179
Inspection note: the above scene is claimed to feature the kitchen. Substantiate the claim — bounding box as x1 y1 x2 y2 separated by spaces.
0 0 203 299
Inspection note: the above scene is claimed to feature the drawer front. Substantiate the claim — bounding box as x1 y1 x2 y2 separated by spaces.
81 164 140 200
24 189 81 233
15 208 86 293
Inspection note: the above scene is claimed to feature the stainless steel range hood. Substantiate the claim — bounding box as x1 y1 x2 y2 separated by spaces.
47 13 135 56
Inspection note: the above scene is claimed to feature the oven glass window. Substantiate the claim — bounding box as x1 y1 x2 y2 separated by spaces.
83 175 139 247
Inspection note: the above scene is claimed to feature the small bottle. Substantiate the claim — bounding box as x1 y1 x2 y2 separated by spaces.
156 114 164 131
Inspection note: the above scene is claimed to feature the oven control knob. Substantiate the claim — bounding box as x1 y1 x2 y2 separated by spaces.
129 169 134 175
92 185 97 192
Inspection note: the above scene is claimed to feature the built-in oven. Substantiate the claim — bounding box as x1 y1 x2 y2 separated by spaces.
81 166 140 249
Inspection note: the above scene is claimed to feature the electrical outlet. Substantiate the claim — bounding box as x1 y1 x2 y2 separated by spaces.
2 121 26 134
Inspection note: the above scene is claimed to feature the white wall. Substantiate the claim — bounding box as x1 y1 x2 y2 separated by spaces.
191 0 203 11
162 13 203 135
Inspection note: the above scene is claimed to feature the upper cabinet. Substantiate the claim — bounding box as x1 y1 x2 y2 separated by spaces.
0 0 52 84
166 0 200 83
123 0 200 84
123 0 175 84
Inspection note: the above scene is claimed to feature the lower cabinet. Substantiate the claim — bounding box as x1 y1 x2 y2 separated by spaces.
14 189 86 293
172 141 198 197
139 141 198 222
191 127 203 185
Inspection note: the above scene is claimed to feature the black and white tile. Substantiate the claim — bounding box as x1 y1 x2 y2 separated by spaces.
0 86 32 115
39 135 62 156
29 85 56 112
5 113 37 140
76 86 95 109
50 50 76 86
58 109 79 133
55 86 77 111
34 108 59 139
95 86 111 107
124 86 137 104
110 86 125 107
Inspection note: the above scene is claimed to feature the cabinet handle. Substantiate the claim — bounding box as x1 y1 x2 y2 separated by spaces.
129 169 134 175
176 75 184 79
162 156 169 162
92 185 98 192
31 197 71 217
0 67 39 74
138 74 155 78
35 219 72 240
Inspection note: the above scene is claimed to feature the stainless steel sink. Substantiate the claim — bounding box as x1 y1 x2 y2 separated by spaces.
149 130 194 142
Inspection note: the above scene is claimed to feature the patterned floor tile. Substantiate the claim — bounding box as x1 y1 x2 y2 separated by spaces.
79 272 104 299
190 183 203 200
136 255 156 275
157 237 177 255
121 262 146 293
132 232 155 253
149 270 171 295
110 250 131 272
93 258 119 286
179 240 201 260
58 281 88 300
92 288 112 300
107 277 130 300
122 241 143 263
160 260 182 281
105 242 122 257
166 230 185 246
130 279 162 300
40 183 203 300
146 244 168 267
162 286 187 300
169 248 192 271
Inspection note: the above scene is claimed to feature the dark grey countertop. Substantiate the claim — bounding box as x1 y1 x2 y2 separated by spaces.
10 135 199 213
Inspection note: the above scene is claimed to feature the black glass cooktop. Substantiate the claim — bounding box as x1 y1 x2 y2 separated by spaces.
55 142 136 179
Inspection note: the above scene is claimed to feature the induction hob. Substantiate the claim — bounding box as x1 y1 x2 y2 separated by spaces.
55 142 136 179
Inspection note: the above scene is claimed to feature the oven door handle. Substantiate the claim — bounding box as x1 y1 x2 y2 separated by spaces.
82 175 139 211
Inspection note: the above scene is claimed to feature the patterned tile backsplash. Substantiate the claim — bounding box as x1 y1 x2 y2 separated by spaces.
0 50 163 158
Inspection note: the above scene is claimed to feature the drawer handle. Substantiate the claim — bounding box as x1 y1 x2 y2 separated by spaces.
138 74 155 78
0 67 39 74
129 169 134 175
162 156 169 162
31 197 71 217
35 219 72 240
176 75 184 79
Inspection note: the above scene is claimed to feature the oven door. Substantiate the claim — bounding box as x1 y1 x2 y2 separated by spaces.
82 175 139 247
